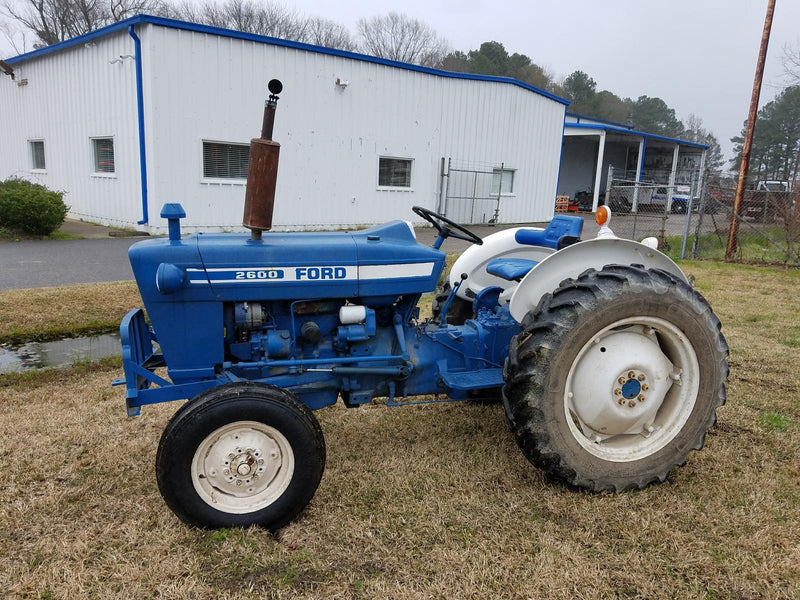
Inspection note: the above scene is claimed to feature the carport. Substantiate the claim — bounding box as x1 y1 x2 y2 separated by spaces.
558 113 709 212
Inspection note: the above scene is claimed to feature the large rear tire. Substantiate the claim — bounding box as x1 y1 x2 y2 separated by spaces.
503 265 728 491
156 383 325 530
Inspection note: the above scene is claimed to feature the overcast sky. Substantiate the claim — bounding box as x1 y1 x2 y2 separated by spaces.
3 0 798 162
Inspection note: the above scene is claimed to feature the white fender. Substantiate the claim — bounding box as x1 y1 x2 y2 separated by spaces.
449 227 555 300
508 238 688 323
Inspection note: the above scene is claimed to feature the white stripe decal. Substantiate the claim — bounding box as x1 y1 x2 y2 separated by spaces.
187 263 435 284
359 262 434 279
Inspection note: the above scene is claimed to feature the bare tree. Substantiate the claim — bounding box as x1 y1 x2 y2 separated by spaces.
168 0 308 40
357 12 449 67
0 17 28 54
301 16 356 51
3 0 165 46
784 40 800 84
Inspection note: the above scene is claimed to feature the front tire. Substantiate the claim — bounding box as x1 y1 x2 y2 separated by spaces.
503 265 728 491
156 383 325 530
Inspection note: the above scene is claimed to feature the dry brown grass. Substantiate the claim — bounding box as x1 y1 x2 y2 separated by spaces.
0 281 141 344
0 262 798 599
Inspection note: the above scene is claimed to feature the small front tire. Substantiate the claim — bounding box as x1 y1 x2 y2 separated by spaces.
156 383 325 530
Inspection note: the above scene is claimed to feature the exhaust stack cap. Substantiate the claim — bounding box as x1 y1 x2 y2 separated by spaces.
161 203 186 242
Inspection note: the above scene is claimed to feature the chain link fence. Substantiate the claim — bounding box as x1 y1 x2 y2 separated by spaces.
687 186 800 265
603 180 696 256
438 158 509 225
599 170 799 266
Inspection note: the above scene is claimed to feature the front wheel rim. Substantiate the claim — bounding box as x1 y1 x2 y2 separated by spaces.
564 316 700 462
191 420 295 514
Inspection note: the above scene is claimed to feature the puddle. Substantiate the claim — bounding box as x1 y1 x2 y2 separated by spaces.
0 333 121 375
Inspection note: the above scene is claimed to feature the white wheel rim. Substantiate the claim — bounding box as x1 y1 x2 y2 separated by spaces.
564 317 700 462
191 421 294 514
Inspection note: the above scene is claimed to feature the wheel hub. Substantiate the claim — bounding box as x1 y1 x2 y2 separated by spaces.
191 421 294 513
568 328 674 437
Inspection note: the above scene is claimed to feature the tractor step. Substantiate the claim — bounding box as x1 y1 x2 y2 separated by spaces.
440 368 504 391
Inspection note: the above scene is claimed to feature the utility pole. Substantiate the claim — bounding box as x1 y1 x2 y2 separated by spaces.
726 0 776 259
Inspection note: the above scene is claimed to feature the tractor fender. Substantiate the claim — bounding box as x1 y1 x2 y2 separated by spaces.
449 227 555 300
508 237 688 323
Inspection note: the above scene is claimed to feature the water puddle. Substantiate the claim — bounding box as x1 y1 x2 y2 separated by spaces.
0 333 120 375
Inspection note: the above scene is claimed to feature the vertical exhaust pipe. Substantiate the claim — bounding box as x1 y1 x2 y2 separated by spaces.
243 79 283 240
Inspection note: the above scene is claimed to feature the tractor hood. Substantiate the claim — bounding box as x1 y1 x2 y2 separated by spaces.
180 220 444 301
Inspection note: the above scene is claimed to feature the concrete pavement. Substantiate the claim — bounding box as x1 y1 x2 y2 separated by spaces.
0 216 602 290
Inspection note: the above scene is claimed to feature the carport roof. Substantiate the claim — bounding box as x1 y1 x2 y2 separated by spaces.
565 122 709 150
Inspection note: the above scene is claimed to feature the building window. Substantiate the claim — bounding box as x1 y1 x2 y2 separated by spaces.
29 140 45 170
491 168 515 195
203 141 250 180
92 138 115 173
378 157 412 188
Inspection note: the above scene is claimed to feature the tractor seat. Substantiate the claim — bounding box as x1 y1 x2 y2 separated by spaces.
486 258 539 281
515 215 583 249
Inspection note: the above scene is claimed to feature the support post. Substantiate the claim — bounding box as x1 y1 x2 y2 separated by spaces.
681 149 706 259
726 0 775 259
591 131 606 212
632 136 646 213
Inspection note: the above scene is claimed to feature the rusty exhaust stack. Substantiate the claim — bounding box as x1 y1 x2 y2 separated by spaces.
243 79 283 240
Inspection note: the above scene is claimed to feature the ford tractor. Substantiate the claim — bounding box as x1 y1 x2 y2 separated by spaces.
116 80 728 530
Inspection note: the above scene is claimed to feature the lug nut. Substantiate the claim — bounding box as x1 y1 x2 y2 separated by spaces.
637 394 645 402
628 371 636 378
642 384 649 391
628 400 636 408
614 389 622 396
618 398 625 405
618 377 626 384
637 374 646 381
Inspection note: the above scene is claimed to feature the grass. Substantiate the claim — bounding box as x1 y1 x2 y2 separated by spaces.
0 225 83 242
664 227 800 265
0 281 141 345
0 262 798 598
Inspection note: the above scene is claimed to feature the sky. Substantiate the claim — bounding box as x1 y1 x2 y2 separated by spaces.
2 0 798 162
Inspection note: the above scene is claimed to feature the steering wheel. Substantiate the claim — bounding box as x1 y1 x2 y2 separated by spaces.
412 206 483 246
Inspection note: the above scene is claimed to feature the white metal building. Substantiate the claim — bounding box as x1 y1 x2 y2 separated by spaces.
0 15 568 232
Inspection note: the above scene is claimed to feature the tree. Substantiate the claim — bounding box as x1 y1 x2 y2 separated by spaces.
0 17 28 54
784 39 800 85
730 86 800 183
682 114 725 172
591 90 628 123
302 16 356 51
356 12 449 67
562 70 596 114
441 40 561 95
625 95 684 137
168 0 308 41
3 0 164 46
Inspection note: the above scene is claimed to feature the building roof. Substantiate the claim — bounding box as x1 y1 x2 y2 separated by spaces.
565 111 635 130
4 14 570 106
564 122 710 150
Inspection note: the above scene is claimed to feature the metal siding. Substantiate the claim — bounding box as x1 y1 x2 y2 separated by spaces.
2 23 564 231
0 31 142 227
144 23 564 231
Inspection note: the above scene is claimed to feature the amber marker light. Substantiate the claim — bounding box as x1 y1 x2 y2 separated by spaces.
596 205 610 226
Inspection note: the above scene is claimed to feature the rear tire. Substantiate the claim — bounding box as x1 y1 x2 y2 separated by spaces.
503 265 728 491
156 383 325 530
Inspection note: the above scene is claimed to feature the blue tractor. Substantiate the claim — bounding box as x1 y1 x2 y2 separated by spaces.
117 81 728 530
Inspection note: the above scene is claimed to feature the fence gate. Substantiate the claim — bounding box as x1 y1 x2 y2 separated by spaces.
438 158 506 225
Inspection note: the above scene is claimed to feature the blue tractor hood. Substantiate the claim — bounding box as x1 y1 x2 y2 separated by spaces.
190 220 445 301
